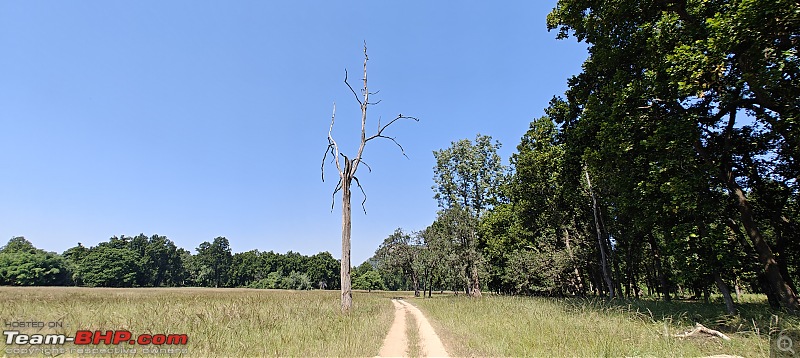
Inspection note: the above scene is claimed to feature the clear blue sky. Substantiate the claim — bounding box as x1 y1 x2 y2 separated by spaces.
0 1 587 265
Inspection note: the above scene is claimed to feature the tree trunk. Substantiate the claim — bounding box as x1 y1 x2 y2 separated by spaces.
585 169 614 299
726 177 799 312
610 244 624 298
413 271 420 297
776 232 798 295
695 138 799 312
759 272 782 309
740 151 800 296
714 274 737 315
340 178 353 312
647 234 670 302
470 259 482 298
597 205 624 298
735 279 742 302
564 228 585 295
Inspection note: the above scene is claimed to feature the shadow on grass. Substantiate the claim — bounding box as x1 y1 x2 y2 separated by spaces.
557 295 800 334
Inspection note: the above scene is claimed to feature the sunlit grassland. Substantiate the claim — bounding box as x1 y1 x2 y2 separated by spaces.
412 293 799 357
405 311 420 358
0 287 395 357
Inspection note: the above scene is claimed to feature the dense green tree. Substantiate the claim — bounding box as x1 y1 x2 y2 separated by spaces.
77 245 139 287
373 228 422 296
546 0 799 311
144 234 185 287
62 243 89 285
426 207 484 296
433 134 505 217
353 270 385 292
0 237 69 286
2 237 37 253
195 237 232 288
305 252 340 290
432 134 506 297
228 250 264 287
353 261 375 278
279 271 313 290
265 271 282 289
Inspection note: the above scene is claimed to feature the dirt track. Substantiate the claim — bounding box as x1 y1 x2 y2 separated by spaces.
377 299 449 358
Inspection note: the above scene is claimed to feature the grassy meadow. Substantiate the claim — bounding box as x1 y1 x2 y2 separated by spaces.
0 287 394 357
2 287 797 357
412 293 799 357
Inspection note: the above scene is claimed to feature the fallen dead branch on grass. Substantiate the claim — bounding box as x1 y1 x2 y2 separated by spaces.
674 323 732 341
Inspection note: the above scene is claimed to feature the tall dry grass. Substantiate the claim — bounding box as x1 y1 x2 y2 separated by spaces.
412 294 797 357
0 287 394 357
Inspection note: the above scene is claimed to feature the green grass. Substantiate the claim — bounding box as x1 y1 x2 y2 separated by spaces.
412 294 798 357
405 310 420 358
0 287 394 357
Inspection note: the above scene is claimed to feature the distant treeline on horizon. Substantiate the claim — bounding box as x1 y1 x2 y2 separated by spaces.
0 235 343 290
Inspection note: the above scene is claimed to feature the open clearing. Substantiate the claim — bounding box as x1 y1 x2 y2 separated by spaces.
1 287 796 357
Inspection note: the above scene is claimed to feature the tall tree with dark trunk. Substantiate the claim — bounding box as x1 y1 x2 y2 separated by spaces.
322 43 417 312
547 0 800 312
584 168 615 299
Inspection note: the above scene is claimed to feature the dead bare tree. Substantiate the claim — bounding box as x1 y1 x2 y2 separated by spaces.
322 43 417 312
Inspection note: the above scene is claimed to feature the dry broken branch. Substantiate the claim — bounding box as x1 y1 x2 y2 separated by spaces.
322 103 343 182
330 177 343 211
674 323 732 341
352 176 368 214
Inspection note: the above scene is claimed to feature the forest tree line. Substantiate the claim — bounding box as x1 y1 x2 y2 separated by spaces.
358 0 800 315
0 235 341 290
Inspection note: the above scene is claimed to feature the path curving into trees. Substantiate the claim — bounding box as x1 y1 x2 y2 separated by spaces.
377 299 449 358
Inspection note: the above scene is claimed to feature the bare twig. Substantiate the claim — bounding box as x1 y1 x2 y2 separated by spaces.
344 70 363 106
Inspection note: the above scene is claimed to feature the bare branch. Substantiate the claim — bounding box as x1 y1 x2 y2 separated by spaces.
368 114 420 140
330 177 343 211
350 44 371 177
344 69 363 106
364 114 420 158
322 145 334 181
352 175 368 214
322 103 343 182
376 135 410 158
354 158 372 172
